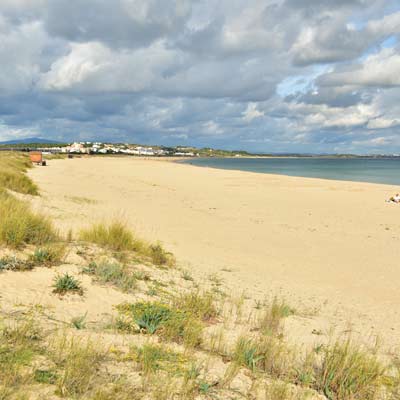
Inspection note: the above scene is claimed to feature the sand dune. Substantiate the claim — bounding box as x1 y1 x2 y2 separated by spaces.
28 156 400 346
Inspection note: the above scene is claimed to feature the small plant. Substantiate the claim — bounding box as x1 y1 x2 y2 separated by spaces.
131 344 186 375
181 270 194 281
233 335 292 378
0 256 33 272
117 301 204 347
30 244 65 265
259 297 295 336
71 313 87 330
34 369 58 384
172 291 218 322
118 302 171 334
52 273 83 296
83 261 136 292
149 243 170 266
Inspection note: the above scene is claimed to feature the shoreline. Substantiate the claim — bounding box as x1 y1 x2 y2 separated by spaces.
28 156 400 346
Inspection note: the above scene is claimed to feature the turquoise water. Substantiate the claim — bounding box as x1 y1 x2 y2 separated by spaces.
182 157 400 186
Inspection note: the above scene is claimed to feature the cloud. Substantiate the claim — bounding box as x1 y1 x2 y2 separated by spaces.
0 0 399 153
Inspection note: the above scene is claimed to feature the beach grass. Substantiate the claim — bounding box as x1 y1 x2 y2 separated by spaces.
0 152 39 195
50 337 105 397
0 190 57 248
83 260 137 292
79 221 174 266
315 339 388 400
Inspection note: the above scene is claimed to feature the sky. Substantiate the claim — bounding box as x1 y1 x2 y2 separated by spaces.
0 0 399 153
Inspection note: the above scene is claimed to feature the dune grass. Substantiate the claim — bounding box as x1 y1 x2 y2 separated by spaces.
258 297 295 336
50 337 105 398
0 190 57 248
79 221 174 266
30 243 65 265
131 343 187 375
0 319 43 397
116 300 204 348
315 339 388 400
83 261 137 292
0 152 39 195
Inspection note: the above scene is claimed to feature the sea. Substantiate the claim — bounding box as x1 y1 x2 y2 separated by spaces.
181 157 400 186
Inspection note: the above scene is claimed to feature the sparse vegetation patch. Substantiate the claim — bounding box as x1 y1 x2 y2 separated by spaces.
52 273 84 296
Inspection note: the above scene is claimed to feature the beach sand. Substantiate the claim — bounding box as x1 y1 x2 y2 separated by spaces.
28 156 400 346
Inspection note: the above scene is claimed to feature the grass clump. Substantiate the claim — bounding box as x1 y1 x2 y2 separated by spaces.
0 256 33 272
0 190 57 248
52 273 84 296
149 243 171 266
233 335 293 378
315 340 388 400
131 343 187 375
79 221 174 266
0 152 39 195
117 301 203 348
34 369 58 384
71 314 87 330
30 243 65 265
259 297 295 336
79 222 138 252
50 337 104 398
83 261 137 292
0 320 43 395
172 291 219 322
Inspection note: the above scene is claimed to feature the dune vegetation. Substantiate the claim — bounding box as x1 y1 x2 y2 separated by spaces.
0 151 400 400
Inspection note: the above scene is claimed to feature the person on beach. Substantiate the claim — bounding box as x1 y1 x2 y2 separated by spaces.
388 193 400 203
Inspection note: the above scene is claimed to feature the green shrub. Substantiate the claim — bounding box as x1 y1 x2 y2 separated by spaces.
52 273 83 296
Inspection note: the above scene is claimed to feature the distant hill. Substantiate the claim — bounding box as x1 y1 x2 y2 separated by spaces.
0 137 62 145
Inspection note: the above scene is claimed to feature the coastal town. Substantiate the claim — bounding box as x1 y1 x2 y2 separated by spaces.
55 142 198 156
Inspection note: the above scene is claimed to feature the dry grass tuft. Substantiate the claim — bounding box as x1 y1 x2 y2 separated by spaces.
79 221 174 266
258 297 294 337
0 190 57 248
315 339 388 400
83 260 137 292
50 336 105 398
0 152 38 195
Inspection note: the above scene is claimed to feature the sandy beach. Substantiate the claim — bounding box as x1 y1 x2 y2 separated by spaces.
28 156 400 346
